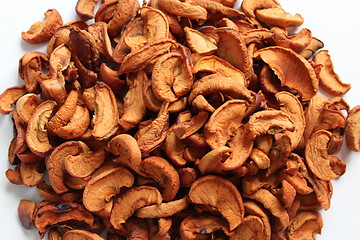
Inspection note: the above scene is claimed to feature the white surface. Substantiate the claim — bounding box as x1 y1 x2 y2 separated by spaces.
0 0 359 239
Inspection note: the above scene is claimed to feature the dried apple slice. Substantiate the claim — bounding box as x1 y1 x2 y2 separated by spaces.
241 28 274 45
173 111 208 140
119 71 147 131
34 202 94 238
76 0 99 20
47 90 79 133
242 200 271 240
91 82 118 140
20 162 43 187
137 156 180 201
53 104 90 139
65 149 106 178
286 211 323 240
157 0 207 20
83 167 134 213
163 126 187 166
172 46 193 98
192 55 246 86
142 72 187 113
314 50 351 96
69 27 99 87
136 197 189 218
244 188 290 232
99 64 125 94
266 133 292 176
112 17 145 63
178 168 197 188
141 6 170 43
186 0 245 17
231 215 266 240
204 99 248 149
107 134 141 167
110 186 162 229
18 52 49 93
273 27 312 53
36 181 82 203
22 9 63 44
119 38 177 73
151 52 182 102
345 105 360 151
180 215 231 240
192 95 215 113
305 130 339 181
48 44 72 76
255 8 304 28
241 0 281 25
188 73 251 103
5 162 23 185
197 146 230 175
302 94 329 144
151 47 192 102
0 86 27 114
63 230 104 240
216 27 253 81
88 23 114 62
11 109 27 155
40 77 67 104
312 107 346 133
135 101 169 154
250 148 271 170
275 91 305 150
26 100 56 156
222 124 254 170
294 155 332 210
15 93 42 123
189 175 244 231
107 0 140 37
184 27 217 54
299 37 324 59
246 109 294 140
46 141 89 194
254 46 318 101
18 200 36 230
47 25 76 55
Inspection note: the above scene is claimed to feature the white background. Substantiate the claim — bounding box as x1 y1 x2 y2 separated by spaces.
0 0 359 239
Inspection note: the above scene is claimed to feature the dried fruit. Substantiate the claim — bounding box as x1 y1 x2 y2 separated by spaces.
305 130 340 181
287 211 323 240
83 167 134 213
136 197 189 218
204 99 248 149
46 141 89 194
18 199 36 230
254 46 318 101
22 9 63 44
345 105 360 151
314 50 351 96
26 100 57 156
0 86 27 114
1 0 358 239
63 230 104 240
180 214 231 240
76 0 99 21
91 82 119 140
110 186 162 229
189 175 245 230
